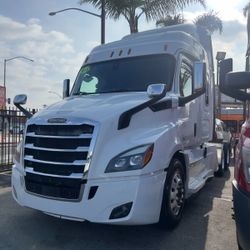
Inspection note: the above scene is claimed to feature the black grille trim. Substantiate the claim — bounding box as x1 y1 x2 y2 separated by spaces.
27 124 94 136
25 173 86 200
25 160 85 176
24 148 88 163
25 136 91 150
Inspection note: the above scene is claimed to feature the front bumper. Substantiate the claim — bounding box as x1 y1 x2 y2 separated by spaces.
12 164 166 225
233 180 250 250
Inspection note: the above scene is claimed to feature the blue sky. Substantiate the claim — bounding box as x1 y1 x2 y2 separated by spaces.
0 0 248 108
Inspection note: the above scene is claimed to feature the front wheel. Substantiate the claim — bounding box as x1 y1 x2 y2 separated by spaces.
158 158 185 230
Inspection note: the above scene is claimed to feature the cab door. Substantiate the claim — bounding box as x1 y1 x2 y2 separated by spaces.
177 56 199 148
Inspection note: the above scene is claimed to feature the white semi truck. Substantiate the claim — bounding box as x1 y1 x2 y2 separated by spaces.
12 24 225 229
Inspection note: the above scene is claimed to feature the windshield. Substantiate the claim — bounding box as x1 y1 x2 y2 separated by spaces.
71 54 175 95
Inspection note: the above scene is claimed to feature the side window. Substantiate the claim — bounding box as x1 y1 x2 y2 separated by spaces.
179 62 193 97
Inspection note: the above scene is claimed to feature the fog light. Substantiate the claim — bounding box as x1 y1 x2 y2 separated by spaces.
109 202 133 220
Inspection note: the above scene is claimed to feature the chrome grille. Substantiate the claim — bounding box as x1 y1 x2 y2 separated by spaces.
24 123 95 200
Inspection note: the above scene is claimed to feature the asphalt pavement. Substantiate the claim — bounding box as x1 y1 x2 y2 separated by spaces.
0 167 237 250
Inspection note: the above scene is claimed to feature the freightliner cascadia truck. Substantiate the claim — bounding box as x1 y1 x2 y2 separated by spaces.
12 24 227 229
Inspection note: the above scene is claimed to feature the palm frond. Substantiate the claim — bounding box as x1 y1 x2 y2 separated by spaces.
194 10 222 35
243 2 250 17
156 14 185 27
79 0 207 33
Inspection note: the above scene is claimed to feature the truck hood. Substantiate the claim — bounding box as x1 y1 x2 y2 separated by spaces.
31 92 149 123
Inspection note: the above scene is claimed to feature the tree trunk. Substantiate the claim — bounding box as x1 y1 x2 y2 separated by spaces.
128 16 138 33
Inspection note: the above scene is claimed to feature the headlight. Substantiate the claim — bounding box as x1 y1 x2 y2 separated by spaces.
14 140 23 163
105 144 154 173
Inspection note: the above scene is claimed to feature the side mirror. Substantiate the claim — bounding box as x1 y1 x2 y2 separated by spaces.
63 79 70 99
147 84 167 99
219 58 233 86
13 94 27 105
220 71 250 102
13 94 32 118
193 62 206 92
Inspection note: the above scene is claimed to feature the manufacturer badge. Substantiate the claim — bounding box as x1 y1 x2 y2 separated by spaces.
47 118 67 123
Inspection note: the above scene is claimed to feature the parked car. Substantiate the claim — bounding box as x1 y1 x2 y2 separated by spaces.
219 67 250 250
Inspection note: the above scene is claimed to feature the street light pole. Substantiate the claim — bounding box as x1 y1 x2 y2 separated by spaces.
3 56 34 105
3 56 34 88
49 3 106 44
101 0 105 44
4 59 6 88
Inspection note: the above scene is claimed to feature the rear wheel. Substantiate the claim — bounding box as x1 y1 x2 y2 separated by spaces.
158 158 185 230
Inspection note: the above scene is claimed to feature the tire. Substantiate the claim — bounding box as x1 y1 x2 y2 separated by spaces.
224 145 230 171
158 158 185 230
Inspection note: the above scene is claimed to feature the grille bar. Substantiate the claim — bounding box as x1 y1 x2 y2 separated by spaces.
26 132 92 139
25 167 83 179
24 156 87 166
25 144 89 152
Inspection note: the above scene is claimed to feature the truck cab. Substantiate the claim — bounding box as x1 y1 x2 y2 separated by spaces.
12 24 219 229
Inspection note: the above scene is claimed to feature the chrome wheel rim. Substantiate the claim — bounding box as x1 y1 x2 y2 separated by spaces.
170 171 185 216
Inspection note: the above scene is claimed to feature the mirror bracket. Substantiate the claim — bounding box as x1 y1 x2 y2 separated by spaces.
179 88 206 106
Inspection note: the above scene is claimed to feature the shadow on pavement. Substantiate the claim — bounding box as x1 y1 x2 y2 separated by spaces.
0 168 234 250
0 173 11 188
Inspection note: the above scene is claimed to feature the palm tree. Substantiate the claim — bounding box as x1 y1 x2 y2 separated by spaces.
243 2 250 51
156 14 185 27
79 0 206 33
194 11 222 35
156 11 222 35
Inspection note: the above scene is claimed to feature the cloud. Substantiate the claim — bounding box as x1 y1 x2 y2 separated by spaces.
0 15 85 108
213 20 247 71
182 10 247 71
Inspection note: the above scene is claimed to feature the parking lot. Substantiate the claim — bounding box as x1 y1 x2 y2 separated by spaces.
0 167 236 250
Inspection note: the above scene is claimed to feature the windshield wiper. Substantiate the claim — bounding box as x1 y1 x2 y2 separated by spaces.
73 89 138 96
98 89 137 93
73 92 95 96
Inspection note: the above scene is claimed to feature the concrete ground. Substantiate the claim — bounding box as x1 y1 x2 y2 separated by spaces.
0 167 236 250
